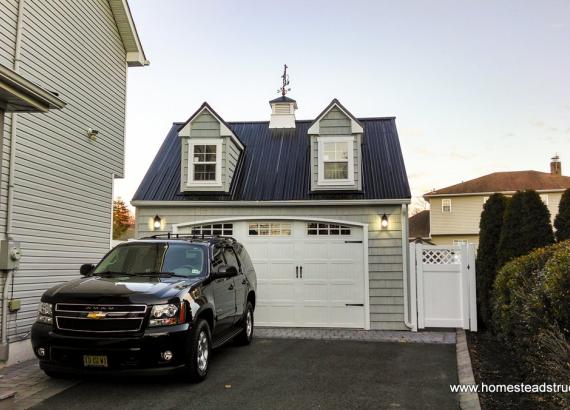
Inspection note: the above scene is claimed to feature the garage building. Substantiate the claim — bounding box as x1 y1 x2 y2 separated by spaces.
132 97 413 331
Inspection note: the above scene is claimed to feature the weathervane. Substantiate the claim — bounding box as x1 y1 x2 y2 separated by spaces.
277 64 291 96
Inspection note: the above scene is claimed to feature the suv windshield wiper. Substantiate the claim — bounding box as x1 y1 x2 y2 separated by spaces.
139 272 190 279
94 271 137 276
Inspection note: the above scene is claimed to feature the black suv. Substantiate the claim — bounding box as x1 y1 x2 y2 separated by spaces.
31 235 257 382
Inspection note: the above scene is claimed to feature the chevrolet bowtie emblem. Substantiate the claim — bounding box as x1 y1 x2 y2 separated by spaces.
87 311 107 320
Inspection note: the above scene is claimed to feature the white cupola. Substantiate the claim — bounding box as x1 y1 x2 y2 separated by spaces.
269 95 297 129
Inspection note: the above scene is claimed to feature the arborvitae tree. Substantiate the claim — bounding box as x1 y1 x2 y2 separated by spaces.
497 190 554 268
554 188 570 241
476 193 509 329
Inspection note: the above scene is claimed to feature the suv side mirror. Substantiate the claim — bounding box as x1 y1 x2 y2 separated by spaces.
214 265 238 279
80 263 95 276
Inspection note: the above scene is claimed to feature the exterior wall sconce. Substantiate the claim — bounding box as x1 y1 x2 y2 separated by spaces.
153 215 162 230
86 128 99 141
381 214 389 229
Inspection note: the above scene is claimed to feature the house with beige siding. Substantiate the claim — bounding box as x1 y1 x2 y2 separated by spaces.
423 157 570 245
133 97 415 331
0 0 147 363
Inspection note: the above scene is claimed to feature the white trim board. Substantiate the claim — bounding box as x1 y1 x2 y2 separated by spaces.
132 199 411 207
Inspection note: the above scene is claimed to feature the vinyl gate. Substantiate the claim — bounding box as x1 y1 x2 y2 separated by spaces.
410 243 477 331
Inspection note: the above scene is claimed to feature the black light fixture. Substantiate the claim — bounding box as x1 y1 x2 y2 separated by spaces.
381 214 389 229
153 215 162 230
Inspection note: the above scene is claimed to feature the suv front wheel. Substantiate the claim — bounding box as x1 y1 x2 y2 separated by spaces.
185 319 211 382
235 301 254 345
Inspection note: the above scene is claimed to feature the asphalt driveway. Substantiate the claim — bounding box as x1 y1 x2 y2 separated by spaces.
32 338 458 410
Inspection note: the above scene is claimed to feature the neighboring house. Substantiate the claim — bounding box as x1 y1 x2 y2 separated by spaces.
423 157 570 245
0 0 147 363
408 210 433 244
133 96 413 331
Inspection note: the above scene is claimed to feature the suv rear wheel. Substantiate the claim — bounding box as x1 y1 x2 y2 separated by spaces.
185 319 211 382
235 301 254 345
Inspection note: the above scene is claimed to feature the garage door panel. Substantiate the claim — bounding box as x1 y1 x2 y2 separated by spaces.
234 220 366 328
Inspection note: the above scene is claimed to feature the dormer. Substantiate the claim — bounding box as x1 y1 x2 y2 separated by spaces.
178 102 244 192
269 96 297 129
308 99 364 191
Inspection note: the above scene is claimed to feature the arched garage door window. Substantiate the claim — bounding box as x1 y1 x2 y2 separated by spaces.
191 223 233 236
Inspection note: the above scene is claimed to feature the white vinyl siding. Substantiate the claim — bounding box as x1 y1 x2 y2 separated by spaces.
0 0 128 342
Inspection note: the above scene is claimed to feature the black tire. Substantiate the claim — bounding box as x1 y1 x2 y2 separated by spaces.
235 301 254 346
184 319 212 383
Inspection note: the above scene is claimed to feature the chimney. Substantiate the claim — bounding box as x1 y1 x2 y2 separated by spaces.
269 96 297 129
550 154 562 176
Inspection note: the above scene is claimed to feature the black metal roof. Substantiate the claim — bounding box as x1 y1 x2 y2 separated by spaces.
133 118 411 202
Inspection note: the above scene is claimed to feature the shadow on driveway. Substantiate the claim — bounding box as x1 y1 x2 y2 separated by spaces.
32 338 458 410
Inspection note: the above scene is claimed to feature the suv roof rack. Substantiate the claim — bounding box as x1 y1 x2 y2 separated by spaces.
140 233 238 243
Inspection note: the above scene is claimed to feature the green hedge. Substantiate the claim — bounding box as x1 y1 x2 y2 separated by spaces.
492 241 570 406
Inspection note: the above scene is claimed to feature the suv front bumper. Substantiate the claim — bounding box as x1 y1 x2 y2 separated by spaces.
31 322 191 376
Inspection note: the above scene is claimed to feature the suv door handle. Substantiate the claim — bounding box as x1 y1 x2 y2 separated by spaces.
296 266 299 279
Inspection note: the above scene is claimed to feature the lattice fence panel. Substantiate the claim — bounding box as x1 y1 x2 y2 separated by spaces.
422 249 461 265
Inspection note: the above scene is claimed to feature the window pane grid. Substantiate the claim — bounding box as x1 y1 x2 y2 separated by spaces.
192 144 218 182
248 223 292 236
307 222 351 236
191 223 233 236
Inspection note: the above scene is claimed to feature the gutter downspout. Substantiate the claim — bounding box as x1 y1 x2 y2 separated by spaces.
1 0 26 358
401 204 414 330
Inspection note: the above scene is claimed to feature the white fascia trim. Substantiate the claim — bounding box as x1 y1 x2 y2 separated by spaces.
132 199 411 207
108 0 149 66
187 138 223 187
307 102 364 134
317 135 355 186
424 188 568 199
178 106 244 150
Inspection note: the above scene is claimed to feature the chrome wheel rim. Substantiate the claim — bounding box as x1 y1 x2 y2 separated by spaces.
197 330 209 372
246 310 253 337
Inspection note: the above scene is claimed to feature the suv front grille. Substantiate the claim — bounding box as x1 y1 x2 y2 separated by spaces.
54 304 147 333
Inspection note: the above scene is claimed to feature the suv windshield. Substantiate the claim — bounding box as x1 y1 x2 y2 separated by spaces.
93 242 207 278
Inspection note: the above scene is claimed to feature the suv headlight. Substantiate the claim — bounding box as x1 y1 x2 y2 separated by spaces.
149 303 185 327
37 302 53 325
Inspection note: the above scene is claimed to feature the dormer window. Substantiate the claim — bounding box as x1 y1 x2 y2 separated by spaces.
317 136 354 185
188 139 222 186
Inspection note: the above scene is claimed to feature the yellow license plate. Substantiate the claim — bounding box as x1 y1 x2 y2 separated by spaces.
83 355 108 367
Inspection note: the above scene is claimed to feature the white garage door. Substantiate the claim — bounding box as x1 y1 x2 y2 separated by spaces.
231 220 366 328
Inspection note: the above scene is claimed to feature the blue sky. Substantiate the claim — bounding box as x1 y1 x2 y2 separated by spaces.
117 0 570 210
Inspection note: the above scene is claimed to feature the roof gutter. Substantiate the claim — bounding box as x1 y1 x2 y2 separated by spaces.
424 188 569 199
131 199 412 207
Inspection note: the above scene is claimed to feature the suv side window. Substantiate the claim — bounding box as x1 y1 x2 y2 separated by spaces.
223 247 240 271
212 246 225 271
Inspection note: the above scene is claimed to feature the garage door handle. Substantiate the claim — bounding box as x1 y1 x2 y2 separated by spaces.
300 266 302 279
296 266 298 279
346 303 364 306
345 240 362 243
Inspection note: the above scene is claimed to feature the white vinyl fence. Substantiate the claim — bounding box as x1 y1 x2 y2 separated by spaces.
410 243 477 331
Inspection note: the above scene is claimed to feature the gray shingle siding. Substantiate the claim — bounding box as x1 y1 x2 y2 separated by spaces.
0 0 127 341
180 110 242 193
135 204 407 331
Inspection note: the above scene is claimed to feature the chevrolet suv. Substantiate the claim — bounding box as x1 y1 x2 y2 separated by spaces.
31 235 257 382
